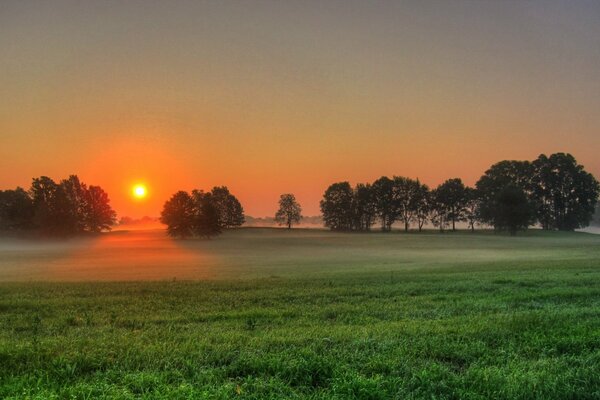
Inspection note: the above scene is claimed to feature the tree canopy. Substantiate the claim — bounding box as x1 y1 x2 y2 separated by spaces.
275 194 302 229
0 175 116 236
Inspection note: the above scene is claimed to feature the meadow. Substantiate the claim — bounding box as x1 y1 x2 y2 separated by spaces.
1 228 600 399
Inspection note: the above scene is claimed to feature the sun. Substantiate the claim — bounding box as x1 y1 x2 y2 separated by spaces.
132 184 147 199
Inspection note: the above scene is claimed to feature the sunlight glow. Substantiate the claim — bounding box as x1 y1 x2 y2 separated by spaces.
132 184 148 199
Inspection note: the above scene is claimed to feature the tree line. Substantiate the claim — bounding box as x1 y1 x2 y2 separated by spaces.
320 153 599 235
160 186 244 238
0 175 116 235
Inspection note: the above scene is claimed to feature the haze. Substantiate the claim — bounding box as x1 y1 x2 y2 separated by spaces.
2 0 599 217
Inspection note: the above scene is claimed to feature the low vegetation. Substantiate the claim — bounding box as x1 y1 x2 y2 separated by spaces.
1 229 599 399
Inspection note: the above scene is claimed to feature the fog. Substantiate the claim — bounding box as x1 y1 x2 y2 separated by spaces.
0 230 212 281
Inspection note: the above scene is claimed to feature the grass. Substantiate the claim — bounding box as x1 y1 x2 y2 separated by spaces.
1 228 600 399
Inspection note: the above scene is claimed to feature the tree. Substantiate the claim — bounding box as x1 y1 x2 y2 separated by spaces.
320 182 354 231
210 186 245 228
60 175 88 233
434 178 468 231
275 194 302 229
352 183 377 231
463 187 480 232
412 181 431 232
494 185 534 235
393 176 420 232
192 190 222 238
430 188 450 232
160 191 196 238
372 176 397 231
0 188 34 231
531 153 600 231
30 176 76 235
83 185 117 232
476 160 534 229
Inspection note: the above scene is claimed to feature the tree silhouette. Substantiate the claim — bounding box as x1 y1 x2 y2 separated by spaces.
494 185 534 235
464 187 480 232
84 185 117 233
531 153 599 231
321 182 354 231
30 177 77 235
352 183 377 231
160 191 196 238
412 181 431 232
434 178 468 231
476 161 534 230
210 186 245 228
192 190 222 238
372 177 397 231
0 188 34 231
275 194 302 229
60 175 88 233
393 176 420 232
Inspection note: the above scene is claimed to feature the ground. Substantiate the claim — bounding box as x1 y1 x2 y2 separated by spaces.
1 228 599 399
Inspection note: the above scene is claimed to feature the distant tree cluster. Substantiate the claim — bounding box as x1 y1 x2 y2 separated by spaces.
160 186 244 238
320 153 599 235
0 175 117 235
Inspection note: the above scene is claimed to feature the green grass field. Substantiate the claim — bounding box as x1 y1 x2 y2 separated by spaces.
1 229 600 399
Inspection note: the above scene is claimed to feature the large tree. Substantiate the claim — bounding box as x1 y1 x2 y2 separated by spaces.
531 153 599 231
494 185 534 235
476 160 534 229
210 186 245 228
372 176 397 231
393 176 420 232
30 176 76 235
83 185 117 232
430 188 450 232
192 191 222 238
434 178 468 231
0 188 34 231
352 183 377 231
60 175 88 233
160 191 196 238
463 187 480 232
412 181 431 232
275 194 302 229
320 182 354 231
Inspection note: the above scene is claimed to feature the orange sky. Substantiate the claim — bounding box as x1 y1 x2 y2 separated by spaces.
1 1 599 217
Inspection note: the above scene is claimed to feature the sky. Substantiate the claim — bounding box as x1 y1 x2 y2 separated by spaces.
1 0 599 218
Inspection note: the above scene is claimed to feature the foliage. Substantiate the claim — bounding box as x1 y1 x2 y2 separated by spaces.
160 191 196 238
371 177 396 231
531 153 599 231
275 194 302 229
432 178 468 231
352 183 377 231
320 182 354 231
493 185 535 235
0 187 34 230
476 160 534 230
192 190 222 238
160 190 222 238
0 175 116 235
210 186 245 228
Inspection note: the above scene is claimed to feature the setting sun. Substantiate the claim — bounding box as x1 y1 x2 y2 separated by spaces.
132 184 147 199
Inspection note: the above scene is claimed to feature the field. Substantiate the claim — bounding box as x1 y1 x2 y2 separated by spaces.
1 228 600 399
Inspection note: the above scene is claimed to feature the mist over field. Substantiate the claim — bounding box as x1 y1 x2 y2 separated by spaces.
0 228 599 282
